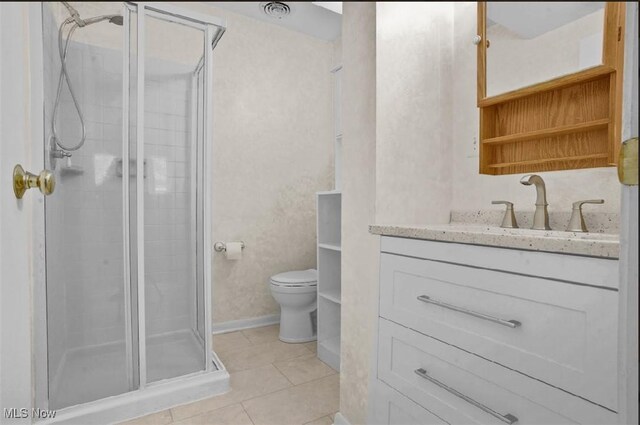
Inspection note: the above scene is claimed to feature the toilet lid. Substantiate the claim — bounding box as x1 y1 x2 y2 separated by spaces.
270 269 317 286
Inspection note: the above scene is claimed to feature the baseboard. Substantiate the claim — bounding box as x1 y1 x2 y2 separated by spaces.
211 314 280 334
333 412 351 425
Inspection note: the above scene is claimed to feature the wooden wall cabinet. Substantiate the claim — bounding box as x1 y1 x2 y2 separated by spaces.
477 2 626 175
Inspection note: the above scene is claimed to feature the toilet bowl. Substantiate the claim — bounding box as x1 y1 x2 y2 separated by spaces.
269 269 318 343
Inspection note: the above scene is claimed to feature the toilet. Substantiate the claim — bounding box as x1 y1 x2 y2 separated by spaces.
269 269 318 343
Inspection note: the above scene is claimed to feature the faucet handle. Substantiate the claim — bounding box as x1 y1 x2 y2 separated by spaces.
566 199 604 232
492 201 518 229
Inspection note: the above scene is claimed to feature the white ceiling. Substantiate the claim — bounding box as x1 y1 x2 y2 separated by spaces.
206 2 342 41
312 2 342 15
488 2 604 39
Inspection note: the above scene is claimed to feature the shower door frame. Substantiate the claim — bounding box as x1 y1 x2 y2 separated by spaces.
31 2 228 421
129 1 222 389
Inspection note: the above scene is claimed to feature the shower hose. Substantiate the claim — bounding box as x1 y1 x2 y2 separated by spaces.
51 17 86 152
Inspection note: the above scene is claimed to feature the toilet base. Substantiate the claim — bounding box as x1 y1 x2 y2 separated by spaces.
279 335 317 343
278 308 317 343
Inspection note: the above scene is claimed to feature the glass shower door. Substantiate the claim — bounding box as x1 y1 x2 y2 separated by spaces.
140 8 208 383
42 1 223 410
42 1 135 409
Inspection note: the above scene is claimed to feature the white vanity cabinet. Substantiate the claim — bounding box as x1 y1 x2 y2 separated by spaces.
368 236 619 425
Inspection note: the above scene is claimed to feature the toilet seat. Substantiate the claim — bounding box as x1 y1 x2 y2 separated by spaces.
270 269 317 287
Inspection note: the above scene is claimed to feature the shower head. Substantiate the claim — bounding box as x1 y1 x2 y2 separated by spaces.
109 15 124 26
60 2 123 27
82 14 123 26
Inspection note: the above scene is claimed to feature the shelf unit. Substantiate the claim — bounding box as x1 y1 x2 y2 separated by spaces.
317 242 341 252
316 191 341 371
476 3 626 175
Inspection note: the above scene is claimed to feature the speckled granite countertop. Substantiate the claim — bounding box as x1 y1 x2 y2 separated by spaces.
369 223 620 259
450 210 619 234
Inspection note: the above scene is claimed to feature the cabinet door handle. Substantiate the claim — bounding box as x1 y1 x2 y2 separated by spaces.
415 368 518 424
417 295 521 328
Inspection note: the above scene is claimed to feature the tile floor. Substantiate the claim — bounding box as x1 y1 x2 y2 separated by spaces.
121 325 339 425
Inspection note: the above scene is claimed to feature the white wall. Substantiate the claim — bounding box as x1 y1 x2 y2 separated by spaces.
375 2 453 226
340 3 377 425
337 4 457 423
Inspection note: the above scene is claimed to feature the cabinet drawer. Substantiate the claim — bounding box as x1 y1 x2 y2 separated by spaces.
377 319 616 425
379 253 618 410
369 380 447 425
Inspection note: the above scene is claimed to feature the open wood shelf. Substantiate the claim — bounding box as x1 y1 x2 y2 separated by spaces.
488 153 609 169
479 66 615 107
476 3 625 176
479 73 618 175
482 119 610 146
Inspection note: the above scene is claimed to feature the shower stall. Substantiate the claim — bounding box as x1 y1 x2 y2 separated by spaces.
34 2 227 422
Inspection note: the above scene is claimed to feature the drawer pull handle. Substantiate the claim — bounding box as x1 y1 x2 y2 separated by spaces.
417 295 521 328
415 368 519 424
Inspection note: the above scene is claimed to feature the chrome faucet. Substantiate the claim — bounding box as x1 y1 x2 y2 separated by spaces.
519 174 551 230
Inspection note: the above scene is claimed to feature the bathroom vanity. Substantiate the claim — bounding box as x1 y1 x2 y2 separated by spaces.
367 225 619 424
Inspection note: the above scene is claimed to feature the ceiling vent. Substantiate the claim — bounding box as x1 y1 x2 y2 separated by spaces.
260 2 292 19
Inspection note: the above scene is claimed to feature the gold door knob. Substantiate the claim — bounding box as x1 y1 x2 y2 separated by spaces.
13 164 56 199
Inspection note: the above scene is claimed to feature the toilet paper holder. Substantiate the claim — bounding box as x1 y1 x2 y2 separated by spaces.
213 241 245 253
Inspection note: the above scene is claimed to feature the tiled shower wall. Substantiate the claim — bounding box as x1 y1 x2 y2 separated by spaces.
43 5 200 380
143 70 197 338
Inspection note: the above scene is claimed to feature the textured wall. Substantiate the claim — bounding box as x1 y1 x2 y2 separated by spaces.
340 3 378 425
451 2 621 215
338 4 457 422
375 2 454 226
196 4 335 324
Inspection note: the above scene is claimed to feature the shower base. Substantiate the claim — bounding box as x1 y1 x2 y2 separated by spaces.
147 329 209 383
47 329 228 424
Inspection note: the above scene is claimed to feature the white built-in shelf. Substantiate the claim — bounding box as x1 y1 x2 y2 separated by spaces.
318 242 341 252
319 287 341 304
318 336 341 371
319 336 340 356
317 190 341 372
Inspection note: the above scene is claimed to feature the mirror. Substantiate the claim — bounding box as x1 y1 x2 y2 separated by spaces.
486 2 605 97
